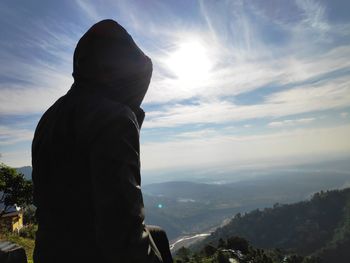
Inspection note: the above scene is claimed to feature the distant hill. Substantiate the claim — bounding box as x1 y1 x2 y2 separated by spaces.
194 188 350 262
143 181 282 240
142 171 350 241
175 236 322 263
15 166 32 180
12 165 350 248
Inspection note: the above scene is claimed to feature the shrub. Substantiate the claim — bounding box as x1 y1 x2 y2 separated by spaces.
19 224 37 239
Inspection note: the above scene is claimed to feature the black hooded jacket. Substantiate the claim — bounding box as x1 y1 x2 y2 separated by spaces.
32 20 162 263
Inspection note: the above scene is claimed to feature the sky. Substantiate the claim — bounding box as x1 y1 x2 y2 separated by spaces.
0 0 350 181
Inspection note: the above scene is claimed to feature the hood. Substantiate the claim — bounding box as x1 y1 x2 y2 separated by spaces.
72 19 152 110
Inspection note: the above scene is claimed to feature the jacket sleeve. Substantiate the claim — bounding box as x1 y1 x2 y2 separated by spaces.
88 114 163 263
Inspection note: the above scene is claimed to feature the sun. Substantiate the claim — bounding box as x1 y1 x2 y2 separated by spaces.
166 40 211 85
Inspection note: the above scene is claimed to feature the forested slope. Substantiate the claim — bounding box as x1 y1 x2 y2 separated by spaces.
192 188 350 262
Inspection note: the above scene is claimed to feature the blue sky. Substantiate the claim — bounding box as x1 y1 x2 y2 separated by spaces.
0 0 350 180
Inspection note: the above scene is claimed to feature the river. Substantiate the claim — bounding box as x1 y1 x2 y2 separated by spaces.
170 233 211 251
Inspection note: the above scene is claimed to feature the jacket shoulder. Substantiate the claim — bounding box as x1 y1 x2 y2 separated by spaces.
76 94 139 143
81 94 136 124
32 95 65 145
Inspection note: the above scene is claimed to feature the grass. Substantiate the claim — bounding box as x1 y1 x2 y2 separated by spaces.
0 232 35 262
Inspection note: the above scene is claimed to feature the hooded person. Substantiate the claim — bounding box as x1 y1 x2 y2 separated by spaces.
32 20 172 263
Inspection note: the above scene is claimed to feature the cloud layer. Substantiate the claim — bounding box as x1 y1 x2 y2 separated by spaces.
0 0 350 173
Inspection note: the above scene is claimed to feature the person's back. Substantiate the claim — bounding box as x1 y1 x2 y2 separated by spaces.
32 19 172 263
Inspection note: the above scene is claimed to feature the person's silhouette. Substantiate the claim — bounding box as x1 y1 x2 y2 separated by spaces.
32 19 172 263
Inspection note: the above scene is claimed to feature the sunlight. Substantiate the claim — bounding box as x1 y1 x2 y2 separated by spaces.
166 40 211 85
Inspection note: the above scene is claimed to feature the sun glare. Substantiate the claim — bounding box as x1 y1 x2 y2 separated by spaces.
166 41 211 85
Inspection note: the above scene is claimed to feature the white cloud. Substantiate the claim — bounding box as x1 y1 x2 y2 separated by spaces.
144 76 350 128
1 0 349 120
0 81 71 115
340 112 349 118
141 124 350 172
0 126 34 145
141 0 350 105
268 117 315 127
1 0 350 170
0 149 31 167
145 35 350 105
74 0 101 21
296 0 330 32
0 19 77 115
175 129 218 139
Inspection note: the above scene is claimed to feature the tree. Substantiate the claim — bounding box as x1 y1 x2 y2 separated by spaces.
285 254 303 263
226 236 249 254
203 244 216 257
218 238 226 248
216 250 229 263
0 164 33 216
176 246 191 262
23 205 37 224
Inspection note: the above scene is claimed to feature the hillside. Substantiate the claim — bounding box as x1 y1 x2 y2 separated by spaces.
14 165 350 246
142 170 350 241
194 188 350 262
175 237 321 263
15 166 32 181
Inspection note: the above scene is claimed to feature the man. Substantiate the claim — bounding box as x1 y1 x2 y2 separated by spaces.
32 19 172 263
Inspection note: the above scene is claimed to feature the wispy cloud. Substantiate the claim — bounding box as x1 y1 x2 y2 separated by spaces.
143 3 350 107
0 48 72 115
141 124 350 172
340 112 349 118
2 0 349 116
1 0 350 170
175 129 218 139
0 126 33 146
0 149 31 167
74 0 101 21
144 76 350 128
296 0 330 33
268 117 316 128
0 12 82 115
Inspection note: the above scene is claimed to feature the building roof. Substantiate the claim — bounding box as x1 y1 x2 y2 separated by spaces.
0 203 21 215
1 211 22 218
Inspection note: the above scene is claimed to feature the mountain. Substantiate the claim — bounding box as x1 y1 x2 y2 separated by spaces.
142 170 350 241
15 166 32 181
12 164 350 247
175 237 322 263
142 181 278 240
142 157 350 185
193 188 350 262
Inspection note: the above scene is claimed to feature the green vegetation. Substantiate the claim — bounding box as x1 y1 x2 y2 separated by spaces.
1 164 36 262
194 188 350 262
2 164 349 262
0 163 33 216
0 224 37 262
174 237 321 263
143 170 350 240
0 232 35 261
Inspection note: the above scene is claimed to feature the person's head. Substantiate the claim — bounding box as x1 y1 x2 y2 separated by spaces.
72 19 152 110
